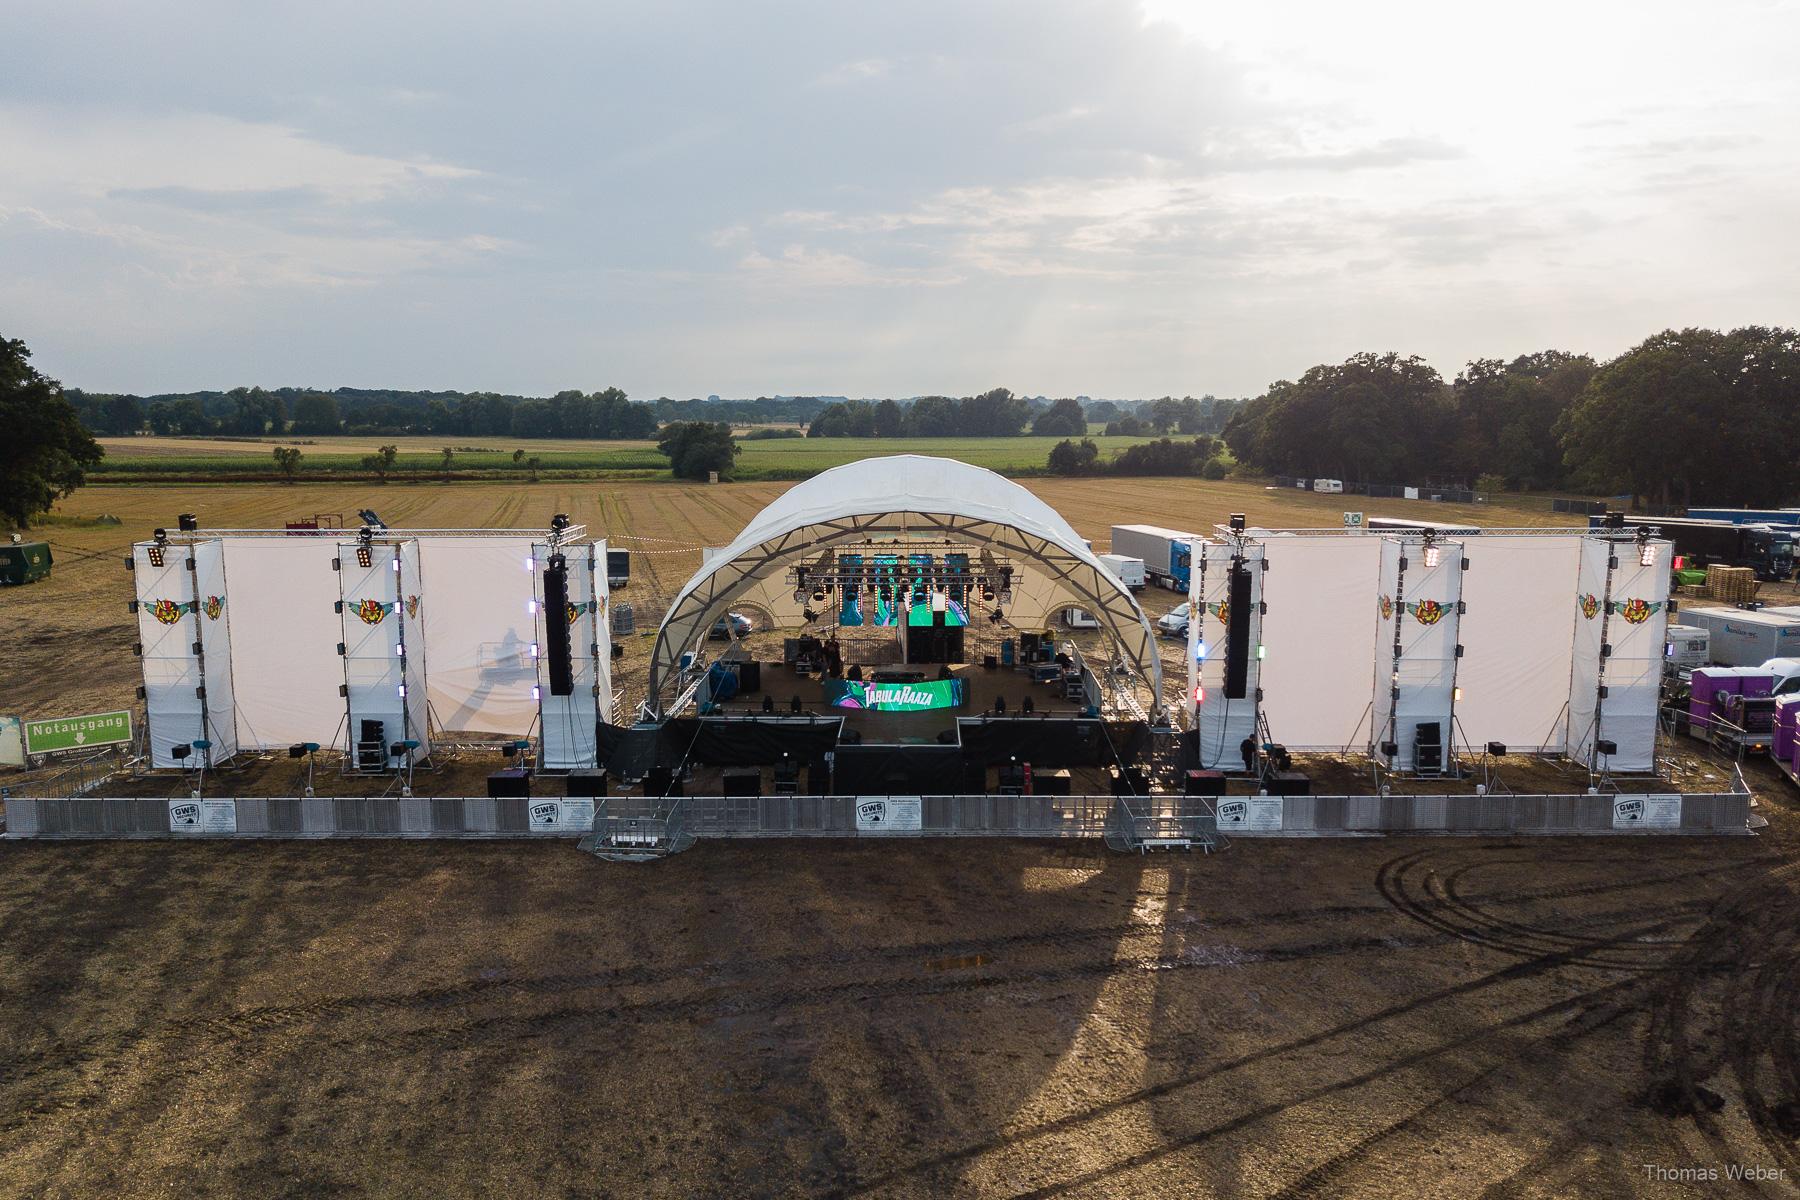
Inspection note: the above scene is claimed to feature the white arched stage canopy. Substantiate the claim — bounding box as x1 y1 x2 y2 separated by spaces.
646 455 1165 719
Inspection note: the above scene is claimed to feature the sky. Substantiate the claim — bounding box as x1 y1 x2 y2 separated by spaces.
3 0 1798 399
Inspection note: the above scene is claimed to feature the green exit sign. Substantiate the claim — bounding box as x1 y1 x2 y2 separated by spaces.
24 710 133 754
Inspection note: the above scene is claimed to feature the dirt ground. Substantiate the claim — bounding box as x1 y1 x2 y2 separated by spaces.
0 789 1796 1198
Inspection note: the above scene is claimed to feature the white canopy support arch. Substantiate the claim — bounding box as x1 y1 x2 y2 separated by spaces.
646 456 1166 720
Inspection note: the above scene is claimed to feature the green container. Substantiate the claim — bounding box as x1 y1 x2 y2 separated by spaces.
0 541 53 585
1672 566 1709 588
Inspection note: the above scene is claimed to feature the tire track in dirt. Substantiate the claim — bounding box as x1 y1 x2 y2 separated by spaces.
824 909 1708 1197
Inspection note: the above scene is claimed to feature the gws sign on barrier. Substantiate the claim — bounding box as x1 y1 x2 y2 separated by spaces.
855 796 923 832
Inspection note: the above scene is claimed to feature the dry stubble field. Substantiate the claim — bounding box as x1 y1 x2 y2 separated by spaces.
4 475 1799 1198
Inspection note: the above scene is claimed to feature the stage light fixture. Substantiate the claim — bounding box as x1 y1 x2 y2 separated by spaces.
146 544 165 568
1453 687 1463 702
396 684 407 698
356 544 373 569
1229 513 1246 532
550 512 570 534
1257 644 1266 659
1195 639 1207 660
1639 543 1658 567
1421 545 1441 569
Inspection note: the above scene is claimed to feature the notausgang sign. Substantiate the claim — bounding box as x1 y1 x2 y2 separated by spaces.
825 678 964 711
24 710 133 755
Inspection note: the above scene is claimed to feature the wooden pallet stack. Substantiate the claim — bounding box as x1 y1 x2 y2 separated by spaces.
1704 564 1759 603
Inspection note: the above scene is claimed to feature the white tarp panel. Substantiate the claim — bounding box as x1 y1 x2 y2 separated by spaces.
1567 535 1670 771
191 540 239 763
217 536 344 748
1188 540 1264 769
134 538 238 768
1259 536 1384 750
1370 537 1464 770
417 536 539 735
1454 536 1583 752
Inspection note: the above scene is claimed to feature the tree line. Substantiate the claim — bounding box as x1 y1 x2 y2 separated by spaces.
804 391 1243 438
1221 327 1800 506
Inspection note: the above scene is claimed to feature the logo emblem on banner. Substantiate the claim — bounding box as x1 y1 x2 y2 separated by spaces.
1407 598 1445 626
1577 593 1600 620
1378 594 1394 620
566 601 582 626
405 594 421 619
356 598 388 625
151 598 184 625
1611 597 1662 625
1207 601 1230 626
203 595 224 621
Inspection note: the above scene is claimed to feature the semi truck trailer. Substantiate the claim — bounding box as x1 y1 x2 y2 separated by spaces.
1586 514 1794 580
1109 525 1198 591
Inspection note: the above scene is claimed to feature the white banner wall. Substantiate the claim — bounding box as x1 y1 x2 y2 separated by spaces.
336 539 430 768
134 539 238 768
1453 536 1584 753
1259 536 1384 750
416 537 540 735
217 536 344 748
1567 536 1670 770
1370 538 1465 770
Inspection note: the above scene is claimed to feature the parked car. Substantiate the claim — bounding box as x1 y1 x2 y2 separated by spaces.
1156 602 1190 638
709 611 753 640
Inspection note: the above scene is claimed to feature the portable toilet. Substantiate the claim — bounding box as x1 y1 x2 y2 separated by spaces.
0 540 52 586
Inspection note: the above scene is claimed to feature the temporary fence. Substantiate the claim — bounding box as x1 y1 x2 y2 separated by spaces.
2 788 1751 842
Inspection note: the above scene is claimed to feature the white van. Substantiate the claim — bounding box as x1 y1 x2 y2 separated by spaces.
1758 657 1800 696
1061 607 1100 629
1156 602 1190 638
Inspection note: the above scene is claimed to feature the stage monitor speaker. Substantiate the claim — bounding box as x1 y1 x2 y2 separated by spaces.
487 769 531 798
564 769 607 796
1185 769 1227 796
997 765 1025 796
1111 767 1150 796
542 557 574 696
736 661 762 693
1415 721 1443 773
1035 771 1073 796
1265 770 1311 795
773 760 801 795
1225 560 1253 699
722 768 761 797
644 766 682 798
1020 632 1040 660
1179 728 1200 770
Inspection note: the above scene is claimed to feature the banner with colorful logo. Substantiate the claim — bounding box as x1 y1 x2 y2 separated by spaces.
824 678 965 711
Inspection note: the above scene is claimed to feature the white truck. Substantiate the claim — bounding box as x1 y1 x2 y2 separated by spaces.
1110 525 1198 592
1676 606 1800 667
1061 607 1101 629
1663 624 1710 676
1097 552 1146 590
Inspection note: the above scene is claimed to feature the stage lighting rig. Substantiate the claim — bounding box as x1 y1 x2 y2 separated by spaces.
1420 529 1441 569
147 528 169 568
356 526 375 569
1635 525 1657 566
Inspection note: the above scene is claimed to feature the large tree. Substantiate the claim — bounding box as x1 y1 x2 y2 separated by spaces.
657 421 739 481
1032 397 1087 436
1225 352 1450 482
1558 327 1800 507
1 335 104 528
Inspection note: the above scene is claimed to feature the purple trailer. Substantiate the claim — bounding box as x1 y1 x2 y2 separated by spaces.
1776 696 1800 786
1689 667 1775 744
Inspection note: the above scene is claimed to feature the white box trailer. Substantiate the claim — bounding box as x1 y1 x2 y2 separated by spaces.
1110 525 1197 591
1677 606 1800 667
1663 624 1710 674
1096 552 1146 590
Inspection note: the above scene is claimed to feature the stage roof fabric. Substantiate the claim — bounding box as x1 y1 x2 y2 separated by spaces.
648 455 1163 716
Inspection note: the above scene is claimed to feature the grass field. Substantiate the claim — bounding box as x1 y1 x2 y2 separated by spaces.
92 433 1178 481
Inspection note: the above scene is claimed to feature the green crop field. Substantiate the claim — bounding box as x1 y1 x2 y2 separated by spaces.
93 433 1178 482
